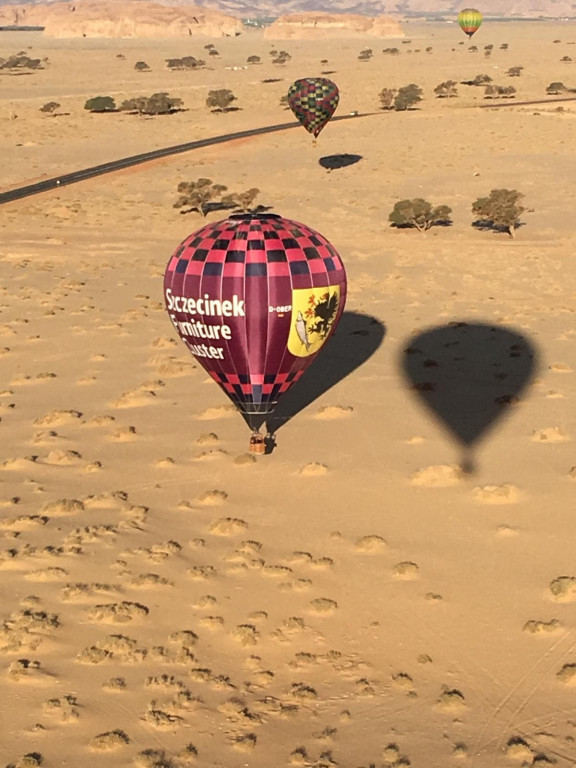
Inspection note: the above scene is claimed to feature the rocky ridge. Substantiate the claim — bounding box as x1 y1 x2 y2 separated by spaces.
263 11 404 39
0 1 243 38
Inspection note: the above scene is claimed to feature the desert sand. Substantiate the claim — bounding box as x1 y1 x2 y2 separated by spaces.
2 19 576 768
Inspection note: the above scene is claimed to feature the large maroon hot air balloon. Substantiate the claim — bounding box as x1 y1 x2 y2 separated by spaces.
164 213 347 452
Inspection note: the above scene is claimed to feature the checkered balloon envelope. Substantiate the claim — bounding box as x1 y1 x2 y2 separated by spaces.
164 213 347 431
287 78 340 138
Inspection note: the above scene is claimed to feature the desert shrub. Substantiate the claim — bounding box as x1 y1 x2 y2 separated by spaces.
120 93 182 114
206 88 237 111
472 189 525 238
84 96 116 112
279 94 289 109
383 47 400 55
484 84 516 99
500 42 509 49
389 199 452 231
434 80 458 98
393 84 423 111
208 49 220 57
40 101 60 114
561 56 572 62
134 61 150 71
546 81 567 94
426 47 433 53
247 55 261 64
379 88 396 109
358 48 373 61
116 53 126 59
505 66 523 77
469 45 478 52
484 44 494 51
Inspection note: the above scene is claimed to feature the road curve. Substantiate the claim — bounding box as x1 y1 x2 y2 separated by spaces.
0 112 374 206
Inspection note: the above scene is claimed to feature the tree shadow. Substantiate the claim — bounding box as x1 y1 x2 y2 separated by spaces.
472 219 525 235
265 311 386 441
210 106 242 113
400 321 538 473
391 219 452 231
319 153 362 172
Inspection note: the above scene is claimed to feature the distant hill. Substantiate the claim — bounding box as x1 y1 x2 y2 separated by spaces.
0 0 574 20
178 0 576 20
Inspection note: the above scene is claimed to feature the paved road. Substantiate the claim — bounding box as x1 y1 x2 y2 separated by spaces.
0 112 372 206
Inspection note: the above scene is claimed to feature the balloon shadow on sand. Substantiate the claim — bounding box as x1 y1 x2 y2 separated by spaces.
401 321 538 473
319 154 362 172
265 311 385 444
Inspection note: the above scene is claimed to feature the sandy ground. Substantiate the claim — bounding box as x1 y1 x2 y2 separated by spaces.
2 20 576 768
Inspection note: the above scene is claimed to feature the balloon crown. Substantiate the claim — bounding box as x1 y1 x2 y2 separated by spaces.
228 212 281 221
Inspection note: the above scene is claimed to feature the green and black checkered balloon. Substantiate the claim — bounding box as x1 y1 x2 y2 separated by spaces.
287 77 339 138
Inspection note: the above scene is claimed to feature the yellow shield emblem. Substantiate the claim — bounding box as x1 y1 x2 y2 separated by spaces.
287 286 341 358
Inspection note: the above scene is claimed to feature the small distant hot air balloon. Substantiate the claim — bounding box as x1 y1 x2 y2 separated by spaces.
458 8 483 38
164 213 347 453
287 77 339 142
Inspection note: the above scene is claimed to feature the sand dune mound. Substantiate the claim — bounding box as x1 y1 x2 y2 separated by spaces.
263 11 404 39
0 1 243 38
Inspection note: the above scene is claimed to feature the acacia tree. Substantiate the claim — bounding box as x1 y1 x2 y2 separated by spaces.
84 96 116 112
206 89 237 112
166 56 205 70
272 51 291 65
40 101 60 114
120 93 182 115
174 178 229 216
462 73 492 86
0 53 43 70
434 80 458 98
379 88 396 109
393 84 423 111
484 84 516 99
389 199 452 231
472 189 525 238
174 179 261 216
229 188 261 212
546 81 567 94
